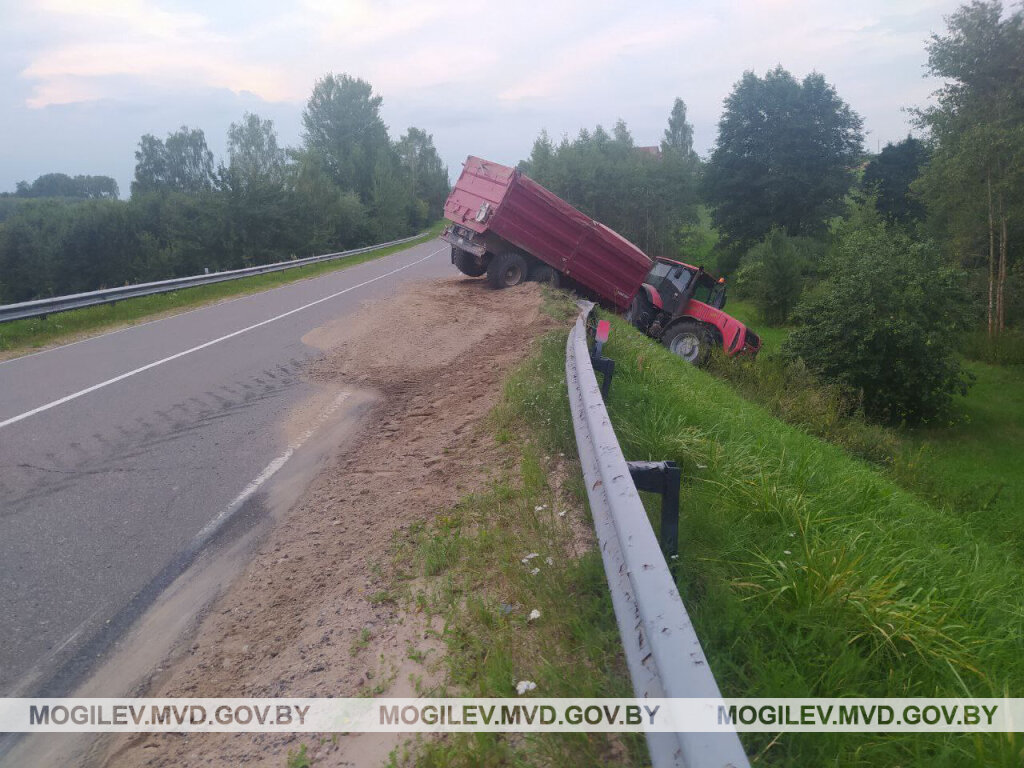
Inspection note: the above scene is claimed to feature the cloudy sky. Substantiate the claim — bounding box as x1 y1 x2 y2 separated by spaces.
0 0 962 196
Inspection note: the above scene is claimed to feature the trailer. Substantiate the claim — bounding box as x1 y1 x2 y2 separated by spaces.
442 156 651 310
442 155 760 365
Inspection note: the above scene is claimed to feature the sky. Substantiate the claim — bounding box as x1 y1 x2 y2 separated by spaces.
0 0 964 197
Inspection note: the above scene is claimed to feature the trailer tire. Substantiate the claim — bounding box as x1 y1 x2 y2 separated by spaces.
662 320 713 367
452 247 487 277
486 251 528 289
530 264 560 288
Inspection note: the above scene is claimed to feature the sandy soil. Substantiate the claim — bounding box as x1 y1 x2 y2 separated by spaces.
97 277 558 767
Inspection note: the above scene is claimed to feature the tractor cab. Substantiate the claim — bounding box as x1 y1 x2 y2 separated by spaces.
643 259 727 314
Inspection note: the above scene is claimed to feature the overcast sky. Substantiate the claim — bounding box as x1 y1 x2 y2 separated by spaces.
0 0 963 196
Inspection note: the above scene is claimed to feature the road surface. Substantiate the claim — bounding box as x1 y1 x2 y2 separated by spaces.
0 238 450 697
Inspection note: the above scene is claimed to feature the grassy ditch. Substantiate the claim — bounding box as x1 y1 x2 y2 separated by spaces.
717 299 1024 560
0 223 444 359
597 309 1024 766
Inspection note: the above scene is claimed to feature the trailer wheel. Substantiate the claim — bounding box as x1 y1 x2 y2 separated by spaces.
486 251 528 289
530 264 560 288
452 247 486 277
662 321 713 367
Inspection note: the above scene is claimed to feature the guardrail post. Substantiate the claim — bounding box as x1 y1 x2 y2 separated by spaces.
590 318 615 399
626 461 681 558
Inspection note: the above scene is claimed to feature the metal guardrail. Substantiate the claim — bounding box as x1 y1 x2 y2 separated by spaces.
0 232 429 324
565 302 750 768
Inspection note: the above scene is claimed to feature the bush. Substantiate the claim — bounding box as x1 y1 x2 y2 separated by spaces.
784 223 972 425
735 228 808 325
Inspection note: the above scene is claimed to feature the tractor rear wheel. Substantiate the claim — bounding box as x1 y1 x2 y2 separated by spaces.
452 247 486 277
486 251 528 289
662 321 713 367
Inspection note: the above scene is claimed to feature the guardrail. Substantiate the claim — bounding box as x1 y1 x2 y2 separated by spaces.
0 232 430 324
565 302 750 768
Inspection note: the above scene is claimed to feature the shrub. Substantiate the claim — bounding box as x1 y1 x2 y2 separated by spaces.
784 223 972 425
735 228 808 325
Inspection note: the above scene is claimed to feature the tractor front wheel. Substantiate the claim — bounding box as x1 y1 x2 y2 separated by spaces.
453 247 487 277
662 321 713 367
625 293 653 331
486 251 528 289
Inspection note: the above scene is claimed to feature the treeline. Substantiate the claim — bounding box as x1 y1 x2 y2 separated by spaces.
0 74 448 304
520 98 700 258
2 173 120 200
518 0 1022 424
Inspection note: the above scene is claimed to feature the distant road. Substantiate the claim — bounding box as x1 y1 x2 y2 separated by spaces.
0 238 450 696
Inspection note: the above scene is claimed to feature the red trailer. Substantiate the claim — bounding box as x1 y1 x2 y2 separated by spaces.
442 155 760 365
442 156 650 309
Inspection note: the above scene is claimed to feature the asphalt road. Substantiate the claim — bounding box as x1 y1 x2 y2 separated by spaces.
0 238 451 696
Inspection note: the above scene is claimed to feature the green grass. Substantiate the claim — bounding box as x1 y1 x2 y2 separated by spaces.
597 309 1024 765
715 299 1024 560
900 359 1024 551
0 222 445 358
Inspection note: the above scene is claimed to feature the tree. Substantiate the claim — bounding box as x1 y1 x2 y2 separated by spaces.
661 97 698 165
301 74 390 199
395 127 449 222
914 1 1024 338
862 137 929 224
784 221 972 424
703 66 864 268
226 113 287 188
131 127 215 196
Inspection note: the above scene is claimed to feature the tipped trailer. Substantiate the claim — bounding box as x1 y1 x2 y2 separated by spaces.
442 155 759 365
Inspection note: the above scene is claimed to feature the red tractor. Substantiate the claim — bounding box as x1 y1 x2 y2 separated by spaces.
626 258 760 366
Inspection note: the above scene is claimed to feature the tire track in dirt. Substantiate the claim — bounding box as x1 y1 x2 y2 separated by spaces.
98 277 559 767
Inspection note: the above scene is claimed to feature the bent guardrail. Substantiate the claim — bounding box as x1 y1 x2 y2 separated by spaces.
0 232 429 324
565 302 750 768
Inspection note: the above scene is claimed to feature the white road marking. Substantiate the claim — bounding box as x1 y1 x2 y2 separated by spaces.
9 388 355 698
194 389 353 542
0 247 443 431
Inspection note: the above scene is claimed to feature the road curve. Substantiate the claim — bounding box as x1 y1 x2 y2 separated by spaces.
0 238 451 697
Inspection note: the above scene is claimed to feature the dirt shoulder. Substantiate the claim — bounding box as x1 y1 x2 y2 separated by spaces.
98 277 559 767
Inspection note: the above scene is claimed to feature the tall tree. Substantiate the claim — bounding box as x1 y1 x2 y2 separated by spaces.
914 1 1024 337
226 113 287 188
131 127 215 196
661 97 697 164
703 66 864 266
395 127 449 221
301 73 390 200
862 137 929 224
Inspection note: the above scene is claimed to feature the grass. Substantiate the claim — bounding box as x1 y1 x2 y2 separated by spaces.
0 221 445 359
385 290 646 768
717 299 1024 560
596 307 1024 765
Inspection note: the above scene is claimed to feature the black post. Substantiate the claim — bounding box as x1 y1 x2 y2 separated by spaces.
626 460 681 559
